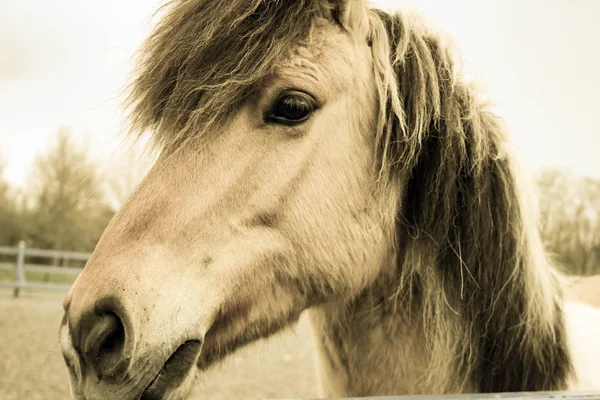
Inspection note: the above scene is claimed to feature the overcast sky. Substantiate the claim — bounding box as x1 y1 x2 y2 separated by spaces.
1 0 599 187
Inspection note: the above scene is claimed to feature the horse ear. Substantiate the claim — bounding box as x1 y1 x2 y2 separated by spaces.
327 0 370 39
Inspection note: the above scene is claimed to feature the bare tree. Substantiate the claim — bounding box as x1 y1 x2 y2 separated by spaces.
575 177 600 275
535 169 600 276
102 142 155 212
26 126 114 255
0 153 19 245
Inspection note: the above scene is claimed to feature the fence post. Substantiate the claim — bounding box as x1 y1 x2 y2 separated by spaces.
13 240 26 298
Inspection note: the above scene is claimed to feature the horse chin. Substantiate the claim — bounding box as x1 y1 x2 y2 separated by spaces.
140 340 203 400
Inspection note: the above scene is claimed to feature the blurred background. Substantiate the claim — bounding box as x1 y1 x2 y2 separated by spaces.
0 0 599 399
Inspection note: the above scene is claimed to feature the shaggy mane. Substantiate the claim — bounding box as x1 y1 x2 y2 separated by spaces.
369 9 573 392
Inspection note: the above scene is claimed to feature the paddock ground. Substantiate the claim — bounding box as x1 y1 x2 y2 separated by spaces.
1 275 598 400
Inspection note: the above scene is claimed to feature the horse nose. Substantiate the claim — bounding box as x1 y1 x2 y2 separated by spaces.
69 299 134 381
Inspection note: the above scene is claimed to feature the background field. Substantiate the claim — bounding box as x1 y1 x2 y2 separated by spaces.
0 263 78 286
1 276 598 400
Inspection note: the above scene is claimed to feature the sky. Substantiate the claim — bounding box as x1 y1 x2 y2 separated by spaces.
1 0 599 188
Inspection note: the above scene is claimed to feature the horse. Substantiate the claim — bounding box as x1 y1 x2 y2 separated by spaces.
58 0 600 398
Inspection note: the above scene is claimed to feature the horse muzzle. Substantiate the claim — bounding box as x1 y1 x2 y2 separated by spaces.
59 293 205 400
58 252 217 400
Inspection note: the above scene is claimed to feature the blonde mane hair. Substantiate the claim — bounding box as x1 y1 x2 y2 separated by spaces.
125 0 573 392
368 10 572 391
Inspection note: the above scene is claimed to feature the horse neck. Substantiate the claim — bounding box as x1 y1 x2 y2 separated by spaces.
307 241 574 396
307 263 464 397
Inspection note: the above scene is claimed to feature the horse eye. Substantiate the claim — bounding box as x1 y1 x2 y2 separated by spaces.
267 91 316 126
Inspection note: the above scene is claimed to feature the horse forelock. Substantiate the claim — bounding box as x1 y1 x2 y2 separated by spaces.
369 9 574 392
125 0 340 150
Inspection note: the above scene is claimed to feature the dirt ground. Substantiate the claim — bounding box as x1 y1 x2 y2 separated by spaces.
0 288 319 400
1 275 598 400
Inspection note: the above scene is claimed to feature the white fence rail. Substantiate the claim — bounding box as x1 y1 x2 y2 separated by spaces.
0 241 89 297
285 394 600 399
294 394 600 399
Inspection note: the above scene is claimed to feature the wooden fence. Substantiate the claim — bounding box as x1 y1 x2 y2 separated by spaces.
0 241 89 297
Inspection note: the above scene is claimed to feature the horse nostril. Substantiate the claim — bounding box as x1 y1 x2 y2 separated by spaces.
79 312 131 380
